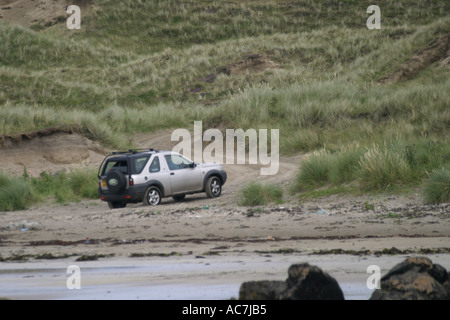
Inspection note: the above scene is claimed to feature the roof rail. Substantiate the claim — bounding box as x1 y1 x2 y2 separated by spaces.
110 148 158 155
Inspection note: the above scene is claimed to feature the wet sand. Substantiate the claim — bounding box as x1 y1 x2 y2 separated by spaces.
2 253 449 300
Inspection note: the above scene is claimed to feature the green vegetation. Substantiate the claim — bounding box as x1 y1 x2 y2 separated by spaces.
0 168 98 211
130 252 184 258
364 202 375 211
422 168 450 204
0 172 35 211
240 182 283 206
294 140 450 201
0 0 449 207
75 253 115 261
30 168 99 204
313 247 450 256
358 144 414 190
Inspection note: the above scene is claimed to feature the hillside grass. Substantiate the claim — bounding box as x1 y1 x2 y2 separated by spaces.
293 140 450 191
0 0 449 206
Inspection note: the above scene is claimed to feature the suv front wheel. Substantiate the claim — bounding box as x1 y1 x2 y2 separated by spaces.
143 186 162 206
205 176 222 198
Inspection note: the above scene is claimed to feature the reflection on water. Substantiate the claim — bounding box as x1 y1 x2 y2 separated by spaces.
0 254 448 300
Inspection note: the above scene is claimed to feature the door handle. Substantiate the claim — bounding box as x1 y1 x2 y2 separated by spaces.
170 172 174 175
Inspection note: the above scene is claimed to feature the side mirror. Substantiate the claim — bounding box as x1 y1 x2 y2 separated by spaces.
189 162 197 168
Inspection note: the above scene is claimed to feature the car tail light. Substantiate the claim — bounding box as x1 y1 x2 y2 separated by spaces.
129 177 134 186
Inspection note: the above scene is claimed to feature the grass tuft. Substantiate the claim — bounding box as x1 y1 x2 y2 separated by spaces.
358 144 413 191
239 182 283 206
294 150 331 191
422 168 450 204
68 168 100 199
0 172 35 211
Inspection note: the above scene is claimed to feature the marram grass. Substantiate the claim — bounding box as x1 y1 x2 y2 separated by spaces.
422 168 450 204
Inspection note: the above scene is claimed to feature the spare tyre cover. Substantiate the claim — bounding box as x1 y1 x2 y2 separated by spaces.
106 170 126 193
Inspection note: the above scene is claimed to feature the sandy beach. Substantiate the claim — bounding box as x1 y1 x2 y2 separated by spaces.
0 132 449 300
0 189 449 300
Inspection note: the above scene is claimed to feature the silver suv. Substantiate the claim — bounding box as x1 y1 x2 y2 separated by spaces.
97 149 227 209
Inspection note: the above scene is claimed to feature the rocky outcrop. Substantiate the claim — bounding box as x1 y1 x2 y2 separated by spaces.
279 263 345 300
240 258 450 300
239 263 344 300
370 257 450 300
239 281 287 300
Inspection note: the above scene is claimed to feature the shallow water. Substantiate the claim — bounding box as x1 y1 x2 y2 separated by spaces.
1 254 448 300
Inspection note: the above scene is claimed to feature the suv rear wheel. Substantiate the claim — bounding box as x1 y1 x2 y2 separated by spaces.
143 186 162 206
108 201 127 209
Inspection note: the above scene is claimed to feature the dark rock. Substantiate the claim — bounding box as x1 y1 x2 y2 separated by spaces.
370 257 450 300
239 281 287 300
279 263 345 300
239 263 344 300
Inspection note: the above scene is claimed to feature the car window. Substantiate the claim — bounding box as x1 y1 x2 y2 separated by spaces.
133 156 150 174
149 156 160 173
165 154 191 170
103 160 128 174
